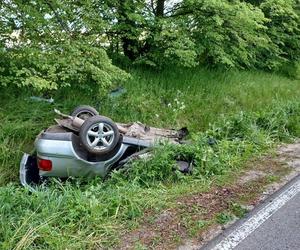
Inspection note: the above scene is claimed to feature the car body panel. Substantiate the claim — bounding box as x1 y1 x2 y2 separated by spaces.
36 137 132 178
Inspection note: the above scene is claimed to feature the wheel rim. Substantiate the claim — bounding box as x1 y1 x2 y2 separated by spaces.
86 122 115 150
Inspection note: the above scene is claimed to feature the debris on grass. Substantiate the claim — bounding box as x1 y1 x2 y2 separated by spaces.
109 87 127 98
29 96 54 103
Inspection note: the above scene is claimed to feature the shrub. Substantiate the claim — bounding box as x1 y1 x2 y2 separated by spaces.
135 19 198 68
187 0 275 68
0 41 129 92
260 0 300 71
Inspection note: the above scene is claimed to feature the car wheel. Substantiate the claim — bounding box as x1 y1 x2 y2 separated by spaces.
71 105 99 120
79 115 120 155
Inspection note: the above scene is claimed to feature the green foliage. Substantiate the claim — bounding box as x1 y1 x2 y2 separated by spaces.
0 181 167 249
109 0 147 60
243 0 265 5
1 0 300 85
230 202 248 218
280 61 300 79
0 42 129 91
117 100 300 183
0 0 129 91
135 19 198 68
216 212 234 224
1 67 299 185
260 0 300 71
185 0 274 68
1 98 299 248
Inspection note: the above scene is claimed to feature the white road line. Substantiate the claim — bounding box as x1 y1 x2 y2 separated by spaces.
211 178 300 250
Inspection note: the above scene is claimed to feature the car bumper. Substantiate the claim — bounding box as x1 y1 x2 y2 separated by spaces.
19 153 41 191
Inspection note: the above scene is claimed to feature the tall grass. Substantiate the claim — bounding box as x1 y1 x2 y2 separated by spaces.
0 67 299 249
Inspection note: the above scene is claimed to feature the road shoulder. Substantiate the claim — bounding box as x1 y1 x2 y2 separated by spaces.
202 175 300 250
118 140 300 250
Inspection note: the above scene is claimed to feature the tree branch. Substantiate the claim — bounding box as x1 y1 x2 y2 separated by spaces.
44 0 71 33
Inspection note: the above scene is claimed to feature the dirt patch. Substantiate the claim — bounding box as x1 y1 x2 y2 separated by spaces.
277 141 300 170
119 208 186 250
117 141 300 250
119 187 235 250
238 170 267 185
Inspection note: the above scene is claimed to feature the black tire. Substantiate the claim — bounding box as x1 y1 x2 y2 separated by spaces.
79 115 120 155
71 105 99 120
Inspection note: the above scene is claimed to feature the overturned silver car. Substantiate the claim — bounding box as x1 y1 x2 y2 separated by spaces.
20 106 189 189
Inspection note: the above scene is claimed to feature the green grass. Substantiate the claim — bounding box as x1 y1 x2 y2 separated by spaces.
216 212 234 225
0 67 299 249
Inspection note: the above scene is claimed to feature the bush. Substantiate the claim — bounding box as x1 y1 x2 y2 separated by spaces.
0 41 129 92
135 19 198 68
280 61 300 79
260 0 300 71
187 0 275 68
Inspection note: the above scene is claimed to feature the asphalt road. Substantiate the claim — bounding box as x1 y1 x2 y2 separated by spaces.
235 192 300 250
203 175 300 250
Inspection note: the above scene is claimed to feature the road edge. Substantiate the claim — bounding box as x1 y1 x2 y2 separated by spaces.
200 173 300 250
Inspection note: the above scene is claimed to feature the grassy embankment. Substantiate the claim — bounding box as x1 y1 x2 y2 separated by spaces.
0 67 299 249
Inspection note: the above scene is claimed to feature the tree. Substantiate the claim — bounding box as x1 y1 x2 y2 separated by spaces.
1 0 300 88
260 0 300 70
0 0 129 91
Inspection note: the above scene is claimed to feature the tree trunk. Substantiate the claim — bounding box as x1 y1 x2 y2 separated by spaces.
156 0 165 17
118 0 139 60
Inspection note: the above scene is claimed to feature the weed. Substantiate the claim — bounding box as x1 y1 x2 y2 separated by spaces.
188 220 210 237
265 175 281 184
216 212 234 225
229 203 248 218
134 242 148 250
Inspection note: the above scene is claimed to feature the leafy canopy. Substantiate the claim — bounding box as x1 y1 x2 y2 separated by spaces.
0 0 300 91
